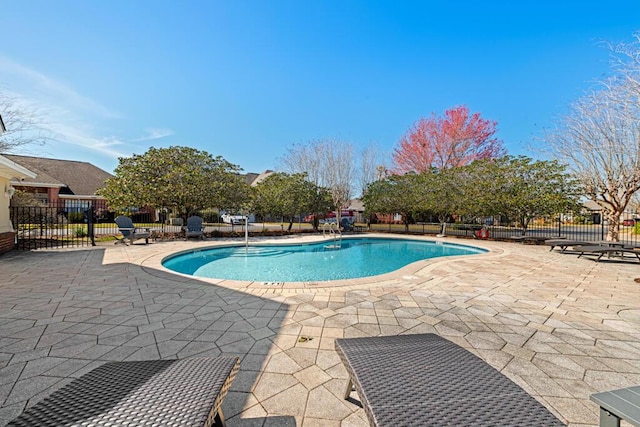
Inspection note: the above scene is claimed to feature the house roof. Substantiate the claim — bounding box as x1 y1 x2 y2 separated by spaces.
242 170 274 186
3 154 112 196
0 155 37 180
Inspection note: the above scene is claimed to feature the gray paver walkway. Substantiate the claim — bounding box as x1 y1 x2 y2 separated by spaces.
0 234 639 426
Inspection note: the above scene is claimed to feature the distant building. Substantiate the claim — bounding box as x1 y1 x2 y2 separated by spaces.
3 155 112 210
243 170 273 186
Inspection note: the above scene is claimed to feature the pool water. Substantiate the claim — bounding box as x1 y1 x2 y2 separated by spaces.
162 237 486 282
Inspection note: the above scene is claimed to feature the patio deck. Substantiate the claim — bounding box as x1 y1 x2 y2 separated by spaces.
0 234 638 426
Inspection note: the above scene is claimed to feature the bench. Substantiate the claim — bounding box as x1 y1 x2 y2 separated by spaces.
590 385 640 427
335 333 565 426
8 356 240 427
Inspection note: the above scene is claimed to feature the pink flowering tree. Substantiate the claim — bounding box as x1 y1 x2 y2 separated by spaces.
392 105 506 174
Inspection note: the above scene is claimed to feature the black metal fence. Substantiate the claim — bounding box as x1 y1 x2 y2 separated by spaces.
368 213 640 246
10 200 156 250
10 202 639 250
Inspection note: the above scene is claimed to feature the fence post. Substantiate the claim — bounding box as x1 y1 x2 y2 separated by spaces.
88 203 96 246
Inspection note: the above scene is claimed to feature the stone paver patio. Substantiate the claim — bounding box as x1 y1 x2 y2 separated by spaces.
0 234 639 426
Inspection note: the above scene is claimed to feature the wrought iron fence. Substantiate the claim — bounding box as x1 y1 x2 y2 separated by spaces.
10 202 639 250
10 200 158 250
367 213 640 246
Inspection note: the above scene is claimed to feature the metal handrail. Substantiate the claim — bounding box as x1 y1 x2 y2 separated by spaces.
322 222 342 248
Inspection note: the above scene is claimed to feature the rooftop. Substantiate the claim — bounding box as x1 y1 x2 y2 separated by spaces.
3 154 112 196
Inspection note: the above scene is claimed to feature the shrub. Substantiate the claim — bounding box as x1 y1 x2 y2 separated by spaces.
67 212 85 223
73 226 87 237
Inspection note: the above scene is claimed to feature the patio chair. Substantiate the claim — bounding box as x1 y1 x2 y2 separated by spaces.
114 215 150 245
8 356 240 427
574 245 640 262
545 239 590 253
335 333 566 426
185 215 205 240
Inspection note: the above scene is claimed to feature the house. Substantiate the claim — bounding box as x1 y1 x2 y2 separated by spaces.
3 155 112 212
243 170 273 186
0 155 36 254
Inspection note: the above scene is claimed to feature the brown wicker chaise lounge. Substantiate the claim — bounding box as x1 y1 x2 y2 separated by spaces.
335 333 566 427
574 245 640 262
545 239 590 253
8 356 240 427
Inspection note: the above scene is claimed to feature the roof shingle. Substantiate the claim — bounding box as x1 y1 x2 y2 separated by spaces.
3 154 112 196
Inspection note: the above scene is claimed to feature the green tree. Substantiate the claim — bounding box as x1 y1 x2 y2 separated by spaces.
416 168 464 235
251 172 328 231
99 146 247 220
466 156 581 234
362 173 423 231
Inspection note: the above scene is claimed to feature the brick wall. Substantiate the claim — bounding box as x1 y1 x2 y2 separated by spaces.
0 232 15 255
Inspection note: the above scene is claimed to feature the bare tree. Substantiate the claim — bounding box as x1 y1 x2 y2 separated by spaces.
359 145 388 197
279 139 355 224
548 34 640 241
0 92 49 152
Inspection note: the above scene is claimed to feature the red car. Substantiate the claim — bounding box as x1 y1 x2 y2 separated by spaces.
623 219 636 226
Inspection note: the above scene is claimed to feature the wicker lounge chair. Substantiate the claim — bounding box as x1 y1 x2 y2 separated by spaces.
335 333 565 427
8 356 240 427
545 239 590 253
185 215 205 240
574 245 640 262
115 215 151 245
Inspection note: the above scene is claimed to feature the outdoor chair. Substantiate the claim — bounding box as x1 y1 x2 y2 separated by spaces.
340 217 354 232
114 215 150 245
8 356 240 427
185 215 205 240
335 333 565 427
574 245 640 262
545 238 590 253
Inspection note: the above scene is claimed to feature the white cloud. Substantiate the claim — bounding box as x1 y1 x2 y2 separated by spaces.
130 128 174 142
0 55 119 119
0 55 173 161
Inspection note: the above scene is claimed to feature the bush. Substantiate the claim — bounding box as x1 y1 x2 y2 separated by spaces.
199 209 219 223
67 212 85 223
73 226 87 237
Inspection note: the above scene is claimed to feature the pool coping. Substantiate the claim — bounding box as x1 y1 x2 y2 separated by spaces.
140 233 507 289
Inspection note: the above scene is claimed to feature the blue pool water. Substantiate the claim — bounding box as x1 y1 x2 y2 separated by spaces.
162 237 486 282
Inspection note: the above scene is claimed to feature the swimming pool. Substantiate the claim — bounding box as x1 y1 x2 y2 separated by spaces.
162 237 486 282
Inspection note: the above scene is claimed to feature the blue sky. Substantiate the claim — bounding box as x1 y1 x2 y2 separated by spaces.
1 1 639 175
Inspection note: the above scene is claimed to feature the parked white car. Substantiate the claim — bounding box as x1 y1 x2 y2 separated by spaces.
221 214 247 225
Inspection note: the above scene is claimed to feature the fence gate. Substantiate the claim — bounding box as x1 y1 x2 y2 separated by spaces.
10 201 97 250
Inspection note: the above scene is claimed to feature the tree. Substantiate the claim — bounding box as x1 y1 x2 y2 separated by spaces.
99 146 247 220
465 157 581 234
547 33 640 241
362 173 423 231
415 168 465 236
279 138 355 226
358 145 389 198
392 105 505 174
0 91 50 152
251 172 328 230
